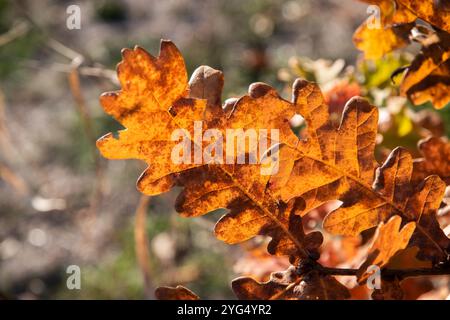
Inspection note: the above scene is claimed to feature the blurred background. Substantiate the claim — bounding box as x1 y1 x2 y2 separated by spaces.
0 0 448 300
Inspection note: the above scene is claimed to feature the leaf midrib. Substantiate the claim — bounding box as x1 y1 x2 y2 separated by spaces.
163 106 309 259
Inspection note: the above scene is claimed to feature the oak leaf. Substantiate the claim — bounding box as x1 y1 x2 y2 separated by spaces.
324 151 450 263
354 1 450 109
233 244 290 282
232 266 350 300
372 278 404 300
97 40 450 301
400 31 450 109
265 81 449 263
97 41 204 195
357 215 415 282
97 40 322 262
155 286 199 300
412 136 450 185
353 0 415 59
386 246 432 269
397 0 450 32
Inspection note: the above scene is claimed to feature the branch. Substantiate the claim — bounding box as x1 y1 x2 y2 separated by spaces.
0 20 29 47
134 195 154 299
316 265 450 279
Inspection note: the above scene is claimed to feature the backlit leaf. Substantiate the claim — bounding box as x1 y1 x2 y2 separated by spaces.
155 286 199 300
357 215 415 282
413 136 450 185
232 267 350 300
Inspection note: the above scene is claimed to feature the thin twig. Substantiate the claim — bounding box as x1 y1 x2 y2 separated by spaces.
0 20 29 47
67 68 104 215
14 4 107 213
134 195 154 299
67 70 95 142
0 88 30 196
0 163 29 195
23 60 118 84
316 265 450 279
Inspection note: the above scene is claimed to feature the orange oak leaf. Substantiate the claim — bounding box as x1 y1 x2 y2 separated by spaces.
232 266 350 300
97 41 204 195
265 81 449 263
97 41 322 262
356 0 450 56
233 244 291 282
397 0 450 32
413 136 450 185
372 278 405 300
324 150 449 263
386 246 432 269
97 40 449 265
269 83 378 213
400 31 450 109
354 1 450 109
357 215 415 282
97 39 450 300
155 286 199 300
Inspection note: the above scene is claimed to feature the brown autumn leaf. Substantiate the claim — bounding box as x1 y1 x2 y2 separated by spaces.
402 61 450 109
397 0 450 32
400 31 450 109
412 136 450 185
408 208 450 263
232 266 350 300
155 285 199 300
98 41 450 268
268 81 378 215
96 41 204 195
176 78 325 262
386 246 432 269
357 215 416 282
294 271 351 300
318 234 364 268
98 38 449 299
325 155 449 263
354 1 450 109
233 243 290 282
348 283 371 300
374 276 434 300
400 277 435 300
177 167 323 263
355 0 450 58
232 266 299 300
97 40 322 263
411 109 445 138
372 278 404 300
96 39 450 300
265 80 449 263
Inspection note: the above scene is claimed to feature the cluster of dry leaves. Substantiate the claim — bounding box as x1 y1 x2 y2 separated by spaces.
96 0 450 300
354 0 450 108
